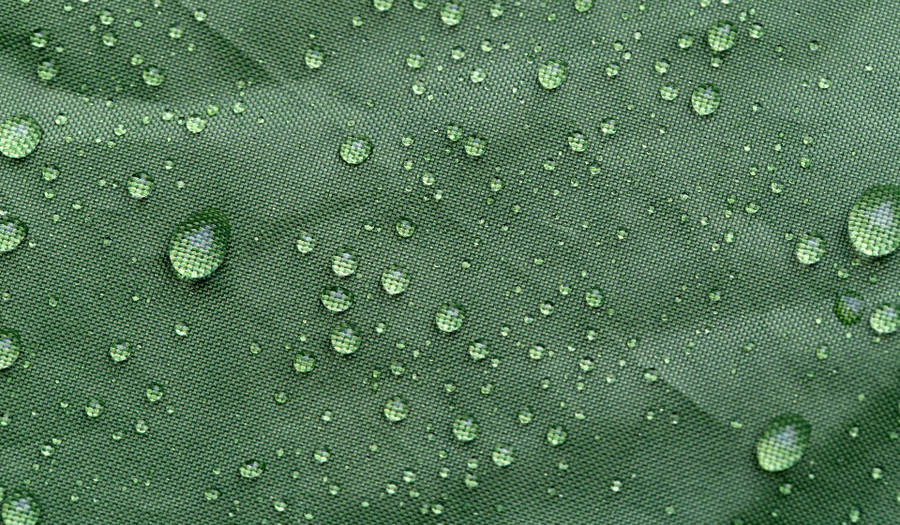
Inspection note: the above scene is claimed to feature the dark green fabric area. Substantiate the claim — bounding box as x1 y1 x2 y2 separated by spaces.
0 0 898 523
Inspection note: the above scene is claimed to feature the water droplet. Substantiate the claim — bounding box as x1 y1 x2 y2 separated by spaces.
296 232 315 254
168 208 231 280
567 131 586 152
331 323 361 355
691 84 721 116
748 23 764 39
293 353 316 373
870 304 898 335
37 60 57 81
383 397 409 422
538 60 567 90
373 0 393 11
0 329 21 370
339 136 372 165
574 0 592 13
794 234 824 265
847 185 900 257
435 303 464 333
186 114 207 134
395 217 416 238
406 52 424 69
0 216 27 253
127 173 153 199
142 67 165 87
756 414 811 472
547 425 567 446
464 135 485 157
30 30 48 48
331 251 358 277
321 287 353 313
146 384 163 403
381 267 410 295
1 492 39 525
109 341 132 363
834 291 864 326
305 48 323 69
707 21 736 52
659 84 678 101
677 33 694 49
440 2 463 26
0 116 42 159
492 444 514 466
85 399 103 418
468 340 488 360
239 460 264 479
452 415 479 441
585 288 604 308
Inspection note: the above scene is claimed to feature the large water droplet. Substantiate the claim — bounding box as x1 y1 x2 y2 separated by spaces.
440 2 463 26
331 251 358 277
833 291 864 326
331 323 361 355
756 414 811 472
321 287 353 313
547 425 568 446
127 173 153 199
452 415 479 441
339 136 372 165
435 303 464 332
492 444 514 466
847 185 900 257
0 329 21 370
691 84 721 116
1 492 40 525
707 21 736 52
869 304 898 335
239 460 264 479
0 116 42 159
168 208 231 280
381 267 410 295
383 397 409 422
538 60 567 90
0 216 27 253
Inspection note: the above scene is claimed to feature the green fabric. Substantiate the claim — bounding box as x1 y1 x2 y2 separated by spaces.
1 0 898 523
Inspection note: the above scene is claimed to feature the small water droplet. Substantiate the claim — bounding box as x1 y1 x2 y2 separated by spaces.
331 323 361 355
142 67 165 87
331 251 358 277
435 303 464 333
383 397 409 422
440 2 463 26
127 173 153 199
538 60 567 90
109 341 132 363
321 287 353 313
707 21 736 52
452 415 479 441
0 216 27 253
834 291 864 326
339 136 372 165
691 84 721 116
492 444 514 466
381 267 410 295
794 234 824 265
869 304 898 335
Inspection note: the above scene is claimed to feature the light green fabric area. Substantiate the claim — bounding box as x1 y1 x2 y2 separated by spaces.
0 0 898 523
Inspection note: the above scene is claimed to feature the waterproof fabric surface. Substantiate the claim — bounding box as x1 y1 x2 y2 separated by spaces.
1 1 899 524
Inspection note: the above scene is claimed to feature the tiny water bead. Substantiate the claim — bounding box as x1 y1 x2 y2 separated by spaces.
707 21 736 52
321 287 353 313
794 234 825 265
547 426 567 446
585 288 604 308
0 216 27 253
847 185 900 257
127 173 153 199
567 131 586 152
168 208 231 280
834 291 864 326
383 397 409 422
1 492 39 525
142 66 164 86
381 267 410 295
691 84 721 116
239 460 264 479
440 2 462 26
331 323 361 355
0 116 43 159
446 124 462 142
537 60 567 90
331 251 358 277
435 303 464 332
395 217 416 238
464 135 485 157
109 341 132 363
293 353 316 373
339 136 373 165
869 304 898 335
492 444 514 467
756 414 811 472
0 329 21 370
452 415 479 441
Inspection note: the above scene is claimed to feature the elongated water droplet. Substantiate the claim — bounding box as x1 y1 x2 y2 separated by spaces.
848 185 900 257
0 116 42 159
0 329 21 370
756 414 811 472
168 208 231 280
